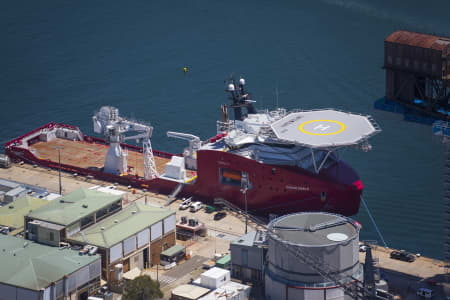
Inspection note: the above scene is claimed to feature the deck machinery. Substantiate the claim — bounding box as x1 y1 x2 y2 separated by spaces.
93 106 158 179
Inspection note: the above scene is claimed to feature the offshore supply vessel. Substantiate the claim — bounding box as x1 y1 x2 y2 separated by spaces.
5 78 380 216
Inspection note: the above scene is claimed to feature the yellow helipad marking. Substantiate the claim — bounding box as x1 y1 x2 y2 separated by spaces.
299 120 346 136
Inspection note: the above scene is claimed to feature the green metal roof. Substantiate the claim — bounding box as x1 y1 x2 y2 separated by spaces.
161 244 185 257
0 235 100 291
26 188 121 226
68 202 174 248
0 195 49 230
216 254 231 266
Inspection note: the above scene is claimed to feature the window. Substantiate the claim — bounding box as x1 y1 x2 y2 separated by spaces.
220 168 242 186
109 201 121 213
233 265 241 278
96 207 108 220
81 214 94 228
49 232 54 241
242 249 248 267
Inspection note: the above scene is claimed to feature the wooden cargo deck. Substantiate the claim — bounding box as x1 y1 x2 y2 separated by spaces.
30 138 170 176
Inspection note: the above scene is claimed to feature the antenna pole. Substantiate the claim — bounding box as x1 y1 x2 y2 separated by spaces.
55 146 64 195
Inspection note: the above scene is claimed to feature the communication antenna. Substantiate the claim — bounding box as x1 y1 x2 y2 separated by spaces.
275 86 279 109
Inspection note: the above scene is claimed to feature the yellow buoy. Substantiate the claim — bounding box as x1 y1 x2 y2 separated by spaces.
183 67 187 74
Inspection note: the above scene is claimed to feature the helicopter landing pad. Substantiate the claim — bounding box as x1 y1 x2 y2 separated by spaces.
270 109 379 148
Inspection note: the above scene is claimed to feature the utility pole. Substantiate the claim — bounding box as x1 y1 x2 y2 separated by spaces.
55 146 64 195
240 173 249 234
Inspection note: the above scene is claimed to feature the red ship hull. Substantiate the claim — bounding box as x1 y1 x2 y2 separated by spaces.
5 122 362 216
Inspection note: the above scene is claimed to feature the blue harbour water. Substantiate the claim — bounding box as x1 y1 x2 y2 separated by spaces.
1 1 449 259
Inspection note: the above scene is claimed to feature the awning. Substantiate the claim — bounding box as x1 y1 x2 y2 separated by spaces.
123 267 141 280
161 244 186 257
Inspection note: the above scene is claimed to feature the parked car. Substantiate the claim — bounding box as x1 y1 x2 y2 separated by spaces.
390 250 415 262
205 205 216 213
416 287 434 298
190 201 203 212
88 246 98 256
179 197 192 210
214 212 227 221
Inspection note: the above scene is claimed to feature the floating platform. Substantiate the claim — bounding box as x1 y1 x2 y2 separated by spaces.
374 97 441 125
432 120 450 138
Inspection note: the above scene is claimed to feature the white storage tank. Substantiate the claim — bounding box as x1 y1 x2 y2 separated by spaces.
265 212 362 300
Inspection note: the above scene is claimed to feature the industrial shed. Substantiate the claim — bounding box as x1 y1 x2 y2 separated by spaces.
24 188 122 246
230 231 266 283
67 202 176 281
0 235 101 300
0 195 49 235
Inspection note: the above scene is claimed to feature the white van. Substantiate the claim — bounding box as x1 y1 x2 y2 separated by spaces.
190 201 203 212
416 288 434 298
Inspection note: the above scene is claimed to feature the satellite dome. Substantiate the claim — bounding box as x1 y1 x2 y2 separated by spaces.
227 83 235 92
239 78 246 85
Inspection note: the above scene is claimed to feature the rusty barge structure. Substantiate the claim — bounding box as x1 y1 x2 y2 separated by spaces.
378 30 450 122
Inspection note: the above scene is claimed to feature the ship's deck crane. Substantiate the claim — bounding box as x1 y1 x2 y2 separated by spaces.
93 106 158 179
166 131 201 170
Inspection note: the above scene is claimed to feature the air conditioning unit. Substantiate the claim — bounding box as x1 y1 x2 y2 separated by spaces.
181 216 187 224
114 264 123 281
188 218 199 227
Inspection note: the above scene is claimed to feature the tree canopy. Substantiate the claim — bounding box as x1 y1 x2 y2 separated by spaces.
123 275 163 300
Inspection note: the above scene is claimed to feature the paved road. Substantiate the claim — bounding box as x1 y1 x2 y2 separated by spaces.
164 255 208 279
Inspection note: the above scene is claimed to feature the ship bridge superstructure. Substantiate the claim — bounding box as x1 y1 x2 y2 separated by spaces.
216 108 380 174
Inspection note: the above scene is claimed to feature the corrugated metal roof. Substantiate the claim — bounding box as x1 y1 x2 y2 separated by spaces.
0 235 100 291
0 179 20 191
5 186 27 197
215 254 231 266
385 30 450 51
0 195 49 229
27 188 121 226
67 202 174 248
161 244 185 257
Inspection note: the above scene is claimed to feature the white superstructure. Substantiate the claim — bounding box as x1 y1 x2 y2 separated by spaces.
165 78 380 176
214 107 380 173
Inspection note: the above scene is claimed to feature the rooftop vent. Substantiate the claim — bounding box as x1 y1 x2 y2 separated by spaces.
101 227 105 231
82 204 88 208
132 210 137 214
114 220 119 224
8 205 14 209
